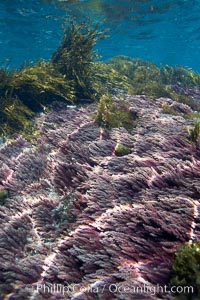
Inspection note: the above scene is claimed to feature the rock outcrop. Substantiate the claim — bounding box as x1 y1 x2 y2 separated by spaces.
0 95 199 300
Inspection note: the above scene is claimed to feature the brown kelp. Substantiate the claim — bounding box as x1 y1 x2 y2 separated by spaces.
51 20 108 101
1 61 75 111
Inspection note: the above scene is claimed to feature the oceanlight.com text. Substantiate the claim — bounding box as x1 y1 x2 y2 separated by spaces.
34 283 194 296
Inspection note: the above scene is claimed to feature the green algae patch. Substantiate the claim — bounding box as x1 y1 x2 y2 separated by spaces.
160 65 200 87
92 61 131 96
170 241 200 299
105 56 171 98
106 56 200 89
187 120 200 145
0 97 35 138
95 94 138 131
162 103 182 117
105 56 200 111
169 91 200 112
0 189 8 205
115 143 132 156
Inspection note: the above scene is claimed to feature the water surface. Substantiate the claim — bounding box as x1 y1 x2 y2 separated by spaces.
0 0 199 71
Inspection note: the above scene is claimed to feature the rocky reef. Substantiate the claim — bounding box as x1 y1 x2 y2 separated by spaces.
0 93 199 299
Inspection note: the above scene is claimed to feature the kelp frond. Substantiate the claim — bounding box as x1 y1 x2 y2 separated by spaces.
51 20 108 101
8 61 75 111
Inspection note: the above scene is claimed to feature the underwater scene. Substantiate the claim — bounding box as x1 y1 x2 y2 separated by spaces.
1 0 200 299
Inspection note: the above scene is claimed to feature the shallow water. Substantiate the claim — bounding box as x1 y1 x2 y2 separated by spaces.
0 0 200 71
0 3 199 298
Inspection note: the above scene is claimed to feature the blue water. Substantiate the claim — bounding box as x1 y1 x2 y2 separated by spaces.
0 0 200 72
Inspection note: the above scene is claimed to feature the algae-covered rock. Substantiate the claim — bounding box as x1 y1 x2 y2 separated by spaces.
95 94 138 130
171 241 200 299
114 143 132 156
162 103 181 116
92 61 131 96
187 120 200 144
0 97 35 138
0 189 8 205
160 65 200 87
105 56 200 109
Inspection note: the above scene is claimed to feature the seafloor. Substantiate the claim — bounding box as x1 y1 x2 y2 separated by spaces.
0 94 199 299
